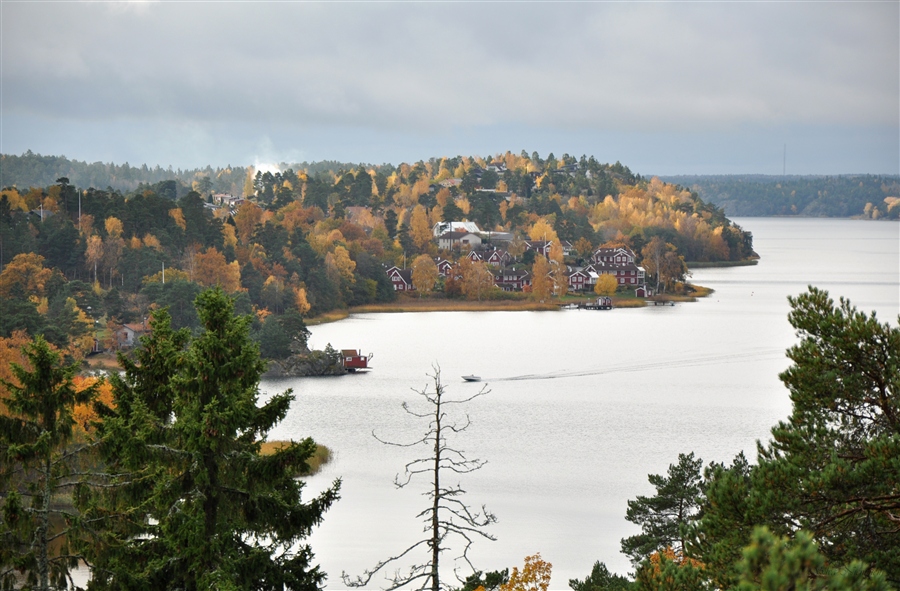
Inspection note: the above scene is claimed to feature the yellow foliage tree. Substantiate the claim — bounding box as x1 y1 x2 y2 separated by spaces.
393 184 417 208
435 187 452 208
531 255 552 302
429 204 443 227
0 253 54 298
143 234 162 250
169 208 186 230
551 260 568 299
328 246 356 283
243 166 256 197
412 177 431 202
500 554 552 591
72 376 114 438
0 330 31 400
222 224 238 249
85 235 103 284
548 240 564 265
409 205 433 251
79 213 95 237
459 259 495 301
102 232 125 288
528 218 558 243
0 188 27 212
293 286 311 315
411 254 438 296
104 216 124 239
594 273 618 297
234 201 264 244
62 297 95 361
574 237 593 259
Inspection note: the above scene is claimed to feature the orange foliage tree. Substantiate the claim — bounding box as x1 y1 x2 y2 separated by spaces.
0 253 54 298
194 247 242 292
499 554 553 591
634 547 705 590
0 330 31 400
72 375 114 438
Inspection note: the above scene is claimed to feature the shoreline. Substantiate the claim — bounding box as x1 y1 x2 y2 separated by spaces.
84 284 713 372
310 283 714 324
686 259 758 268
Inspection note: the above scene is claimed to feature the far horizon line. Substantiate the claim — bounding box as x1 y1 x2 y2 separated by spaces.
3 150 897 180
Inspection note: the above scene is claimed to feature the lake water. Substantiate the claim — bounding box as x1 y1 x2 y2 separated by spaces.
261 218 899 589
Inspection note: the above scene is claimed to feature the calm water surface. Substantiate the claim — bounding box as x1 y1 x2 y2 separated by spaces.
261 218 899 588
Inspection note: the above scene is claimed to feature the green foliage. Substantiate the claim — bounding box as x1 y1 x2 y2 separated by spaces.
687 453 758 590
257 313 291 359
569 562 631 591
0 336 98 591
0 151 248 196
140 279 202 330
621 453 704 566
81 288 340 590
460 568 510 591
734 527 891 591
753 287 900 582
662 174 900 217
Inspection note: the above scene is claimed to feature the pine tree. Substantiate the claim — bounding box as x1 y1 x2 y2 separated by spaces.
620 452 704 566
753 287 900 583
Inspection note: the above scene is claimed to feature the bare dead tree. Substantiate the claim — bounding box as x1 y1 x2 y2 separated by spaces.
343 366 496 591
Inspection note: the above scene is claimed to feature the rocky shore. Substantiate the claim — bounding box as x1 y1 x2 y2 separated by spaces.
263 345 346 378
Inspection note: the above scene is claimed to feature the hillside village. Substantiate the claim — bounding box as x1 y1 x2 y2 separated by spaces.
386 220 653 298
0 151 752 362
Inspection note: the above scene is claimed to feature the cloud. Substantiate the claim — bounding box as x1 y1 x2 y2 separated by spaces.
1 1 897 171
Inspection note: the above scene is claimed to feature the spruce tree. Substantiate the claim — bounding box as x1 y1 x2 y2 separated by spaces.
82 289 340 590
0 336 98 591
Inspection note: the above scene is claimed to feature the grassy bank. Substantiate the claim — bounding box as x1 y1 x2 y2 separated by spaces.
350 298 559 314
260 441 332 476
84 353 122 372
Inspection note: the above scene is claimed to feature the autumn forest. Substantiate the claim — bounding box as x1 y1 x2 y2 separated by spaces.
0 151 754 364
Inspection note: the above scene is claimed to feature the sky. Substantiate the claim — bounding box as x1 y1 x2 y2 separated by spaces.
1 1 898 176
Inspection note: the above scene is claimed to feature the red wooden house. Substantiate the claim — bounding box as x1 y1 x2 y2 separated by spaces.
385 266 414 291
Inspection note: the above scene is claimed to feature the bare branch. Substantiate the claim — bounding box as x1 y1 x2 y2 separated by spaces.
346 366 495 590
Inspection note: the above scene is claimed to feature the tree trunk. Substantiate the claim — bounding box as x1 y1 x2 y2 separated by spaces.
39 455 51 591
431 387 441 591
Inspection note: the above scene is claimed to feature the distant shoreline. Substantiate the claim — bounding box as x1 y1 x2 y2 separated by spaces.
308 284 713 325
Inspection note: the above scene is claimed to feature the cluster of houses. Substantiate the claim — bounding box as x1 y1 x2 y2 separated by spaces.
387 221 653 297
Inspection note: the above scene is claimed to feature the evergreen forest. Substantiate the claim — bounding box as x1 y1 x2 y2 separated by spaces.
662 174 900 219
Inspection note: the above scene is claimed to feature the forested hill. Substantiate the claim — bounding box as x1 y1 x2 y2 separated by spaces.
0 151 369 196
660 174 900 219
2 150 755 357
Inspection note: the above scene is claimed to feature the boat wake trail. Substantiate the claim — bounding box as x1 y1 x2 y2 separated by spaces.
481 347 785 382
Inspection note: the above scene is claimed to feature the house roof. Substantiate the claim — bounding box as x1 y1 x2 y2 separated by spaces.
441 231 481 241
592 247 636 259
434 221 482 236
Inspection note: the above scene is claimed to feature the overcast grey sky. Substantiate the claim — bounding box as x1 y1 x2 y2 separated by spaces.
2 1 897 175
